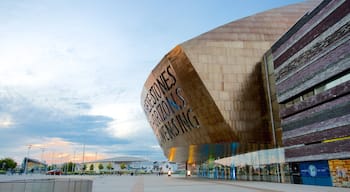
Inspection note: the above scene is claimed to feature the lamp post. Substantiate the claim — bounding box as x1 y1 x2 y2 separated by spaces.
51 151 55 169
71 150 76 173
25 144 32 174
82 143 85 174
40 148 46 173
40 148 45 162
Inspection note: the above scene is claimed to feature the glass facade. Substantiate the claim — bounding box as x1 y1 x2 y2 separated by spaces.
196 148 291 183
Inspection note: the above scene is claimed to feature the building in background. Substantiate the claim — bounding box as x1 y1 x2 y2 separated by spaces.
21 157 47 174
153 161 178 174
85 156 153 174
142 0 350 188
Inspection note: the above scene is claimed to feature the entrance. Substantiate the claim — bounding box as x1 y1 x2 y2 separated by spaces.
290 163 302 184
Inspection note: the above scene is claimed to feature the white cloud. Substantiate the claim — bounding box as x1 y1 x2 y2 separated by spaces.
151 145 161 150
0 114 14 129
89 101 150 139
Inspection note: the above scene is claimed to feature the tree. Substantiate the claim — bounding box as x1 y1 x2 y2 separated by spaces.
62 163 68 172
120 163 126 170
0 158 17 170
89 164 94 171
98 163 104 171
68 162 75 172
48 164 57 171
107 162 112 173
83 164 87 171
62 162 75 173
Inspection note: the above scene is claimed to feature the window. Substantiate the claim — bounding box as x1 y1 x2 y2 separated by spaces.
281 71 350 108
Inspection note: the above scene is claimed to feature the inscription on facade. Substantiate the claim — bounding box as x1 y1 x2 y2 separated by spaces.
143 64 200 144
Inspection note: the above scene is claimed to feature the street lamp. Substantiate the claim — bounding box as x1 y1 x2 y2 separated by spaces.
40 148 46 173
71 150 76 173
82 143 85 174
40 148 45 162
25 144 32 174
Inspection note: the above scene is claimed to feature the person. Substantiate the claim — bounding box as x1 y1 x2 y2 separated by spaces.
167 169 171 177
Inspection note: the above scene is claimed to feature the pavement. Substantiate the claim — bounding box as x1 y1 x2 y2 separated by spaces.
1 174 350 192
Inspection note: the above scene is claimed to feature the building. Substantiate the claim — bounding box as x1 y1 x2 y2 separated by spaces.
22 157 47 174
269 0 350 187
85 156 153 174
153 161 178 174
141 0 350 188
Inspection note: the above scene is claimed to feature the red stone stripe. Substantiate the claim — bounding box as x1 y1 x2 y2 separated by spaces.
285 139 350 159
276 37 350 95
272 0 333 57
273 1 350 69
283 124 350 146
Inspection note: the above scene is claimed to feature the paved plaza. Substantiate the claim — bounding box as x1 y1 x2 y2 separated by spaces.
1 174 350 192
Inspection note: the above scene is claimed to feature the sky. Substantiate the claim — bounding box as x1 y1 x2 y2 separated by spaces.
0 0 305 165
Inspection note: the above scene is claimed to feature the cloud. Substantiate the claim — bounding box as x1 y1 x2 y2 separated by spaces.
0 0 305 165
0 136 109 164
0 89 124 144
0 113 14 129
0 134 164 164
0 0 195 165
0 85 165 164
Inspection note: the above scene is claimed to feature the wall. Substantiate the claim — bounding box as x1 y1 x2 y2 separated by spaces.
272 0 350 163
329 159 350 187
0 178 92 192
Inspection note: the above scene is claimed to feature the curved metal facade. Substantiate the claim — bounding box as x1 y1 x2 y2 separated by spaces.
141 1 320 163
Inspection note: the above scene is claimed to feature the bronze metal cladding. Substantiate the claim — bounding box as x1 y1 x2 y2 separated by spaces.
141 46 237 148
141 1 320 163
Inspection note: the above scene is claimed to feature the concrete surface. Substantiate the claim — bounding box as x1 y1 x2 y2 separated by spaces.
1 174 349 192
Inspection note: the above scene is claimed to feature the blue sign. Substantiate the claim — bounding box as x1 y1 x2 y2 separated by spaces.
299 161 330 177
299 161 332 186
